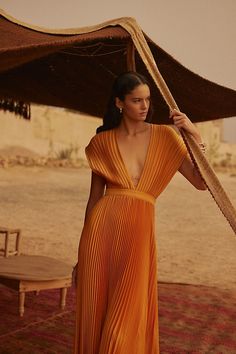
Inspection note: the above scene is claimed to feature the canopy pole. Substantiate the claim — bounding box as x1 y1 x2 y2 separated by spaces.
126 40 136 71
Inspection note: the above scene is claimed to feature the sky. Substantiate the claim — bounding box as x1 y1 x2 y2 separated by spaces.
0 0 235 136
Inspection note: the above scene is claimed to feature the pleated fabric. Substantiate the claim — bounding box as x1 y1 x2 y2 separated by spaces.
74 124 188 354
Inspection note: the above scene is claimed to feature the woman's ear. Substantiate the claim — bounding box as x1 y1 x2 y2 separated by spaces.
115 97 123 110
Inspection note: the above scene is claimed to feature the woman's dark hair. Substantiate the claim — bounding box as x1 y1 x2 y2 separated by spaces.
96 71 153 133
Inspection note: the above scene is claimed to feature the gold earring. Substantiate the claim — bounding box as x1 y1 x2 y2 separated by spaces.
119 107 122 114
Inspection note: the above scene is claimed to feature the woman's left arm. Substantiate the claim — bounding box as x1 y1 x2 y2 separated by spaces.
170 109 207 191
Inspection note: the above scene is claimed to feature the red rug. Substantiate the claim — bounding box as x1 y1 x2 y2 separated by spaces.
0 283 236 353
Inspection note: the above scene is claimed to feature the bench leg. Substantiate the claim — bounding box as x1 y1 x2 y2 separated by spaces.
60 288 67 310
19 292 25 317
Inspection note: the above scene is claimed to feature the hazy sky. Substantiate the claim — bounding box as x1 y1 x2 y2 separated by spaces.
0 0 235 91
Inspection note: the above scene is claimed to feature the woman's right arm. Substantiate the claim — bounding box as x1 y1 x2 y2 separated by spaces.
84 171 106 223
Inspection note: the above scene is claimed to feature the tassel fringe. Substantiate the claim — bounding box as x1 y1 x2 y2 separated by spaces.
0 98 31 119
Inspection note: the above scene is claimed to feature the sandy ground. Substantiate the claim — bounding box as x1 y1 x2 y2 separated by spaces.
0 166 235 291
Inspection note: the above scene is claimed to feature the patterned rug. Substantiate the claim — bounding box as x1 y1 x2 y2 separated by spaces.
0 283 236 353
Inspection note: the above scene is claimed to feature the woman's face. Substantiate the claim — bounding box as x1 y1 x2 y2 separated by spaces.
117 84 150 122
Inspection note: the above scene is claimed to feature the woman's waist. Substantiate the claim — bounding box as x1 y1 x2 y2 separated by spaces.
104 188 156 205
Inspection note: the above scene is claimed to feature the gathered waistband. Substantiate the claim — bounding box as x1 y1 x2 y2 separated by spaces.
105 188 155 205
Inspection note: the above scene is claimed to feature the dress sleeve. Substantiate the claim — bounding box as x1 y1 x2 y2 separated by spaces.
162 125 188 174
85 135 104 177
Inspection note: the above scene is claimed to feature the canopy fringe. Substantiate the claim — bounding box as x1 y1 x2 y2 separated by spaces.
0 98 31 119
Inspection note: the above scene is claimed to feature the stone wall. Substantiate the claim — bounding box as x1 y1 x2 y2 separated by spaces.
0 105 101 160
196 120 236 168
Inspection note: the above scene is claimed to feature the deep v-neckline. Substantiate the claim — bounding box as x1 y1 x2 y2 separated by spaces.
113 124 153 190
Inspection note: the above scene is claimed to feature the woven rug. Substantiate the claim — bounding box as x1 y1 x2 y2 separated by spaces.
0 283 236 353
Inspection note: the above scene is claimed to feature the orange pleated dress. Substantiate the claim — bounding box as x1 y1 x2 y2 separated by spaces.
74 124 188 354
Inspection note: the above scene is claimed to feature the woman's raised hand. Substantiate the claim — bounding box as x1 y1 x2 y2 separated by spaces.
169 108 202 143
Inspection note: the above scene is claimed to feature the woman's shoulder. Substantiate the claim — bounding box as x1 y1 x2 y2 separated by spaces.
151 123 172 135
86 129 112 150
152 123 180 137
91 129 112 141
151 124 185 148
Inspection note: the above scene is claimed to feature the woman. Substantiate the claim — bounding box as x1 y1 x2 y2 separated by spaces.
74 71 207 354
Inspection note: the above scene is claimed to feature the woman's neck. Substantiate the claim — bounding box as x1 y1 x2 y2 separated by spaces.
117 119 149 136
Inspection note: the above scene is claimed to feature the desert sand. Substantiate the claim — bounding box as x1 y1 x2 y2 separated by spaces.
0 166 235 291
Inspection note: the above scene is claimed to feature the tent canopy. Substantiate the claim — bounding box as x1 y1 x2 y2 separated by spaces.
0 12 236 123
0 11 236 234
